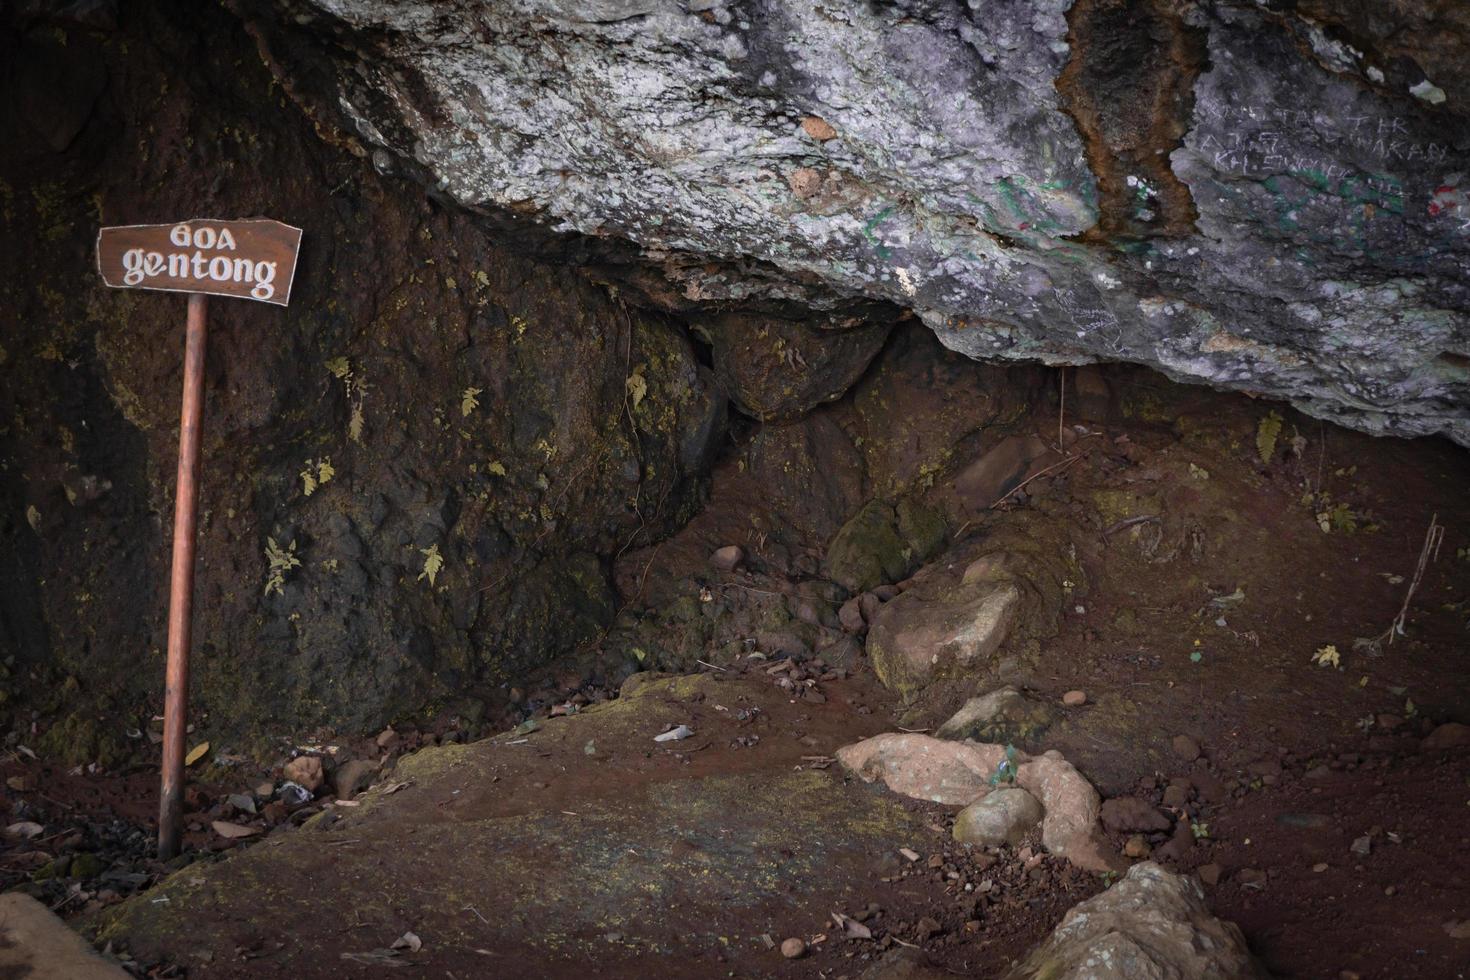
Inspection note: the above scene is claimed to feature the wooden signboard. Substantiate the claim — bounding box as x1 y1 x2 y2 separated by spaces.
96 216 301 860
97 218 302 306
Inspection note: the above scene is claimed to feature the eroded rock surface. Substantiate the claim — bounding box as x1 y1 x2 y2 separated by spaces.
1003 862 1267 979
236 0 1470 443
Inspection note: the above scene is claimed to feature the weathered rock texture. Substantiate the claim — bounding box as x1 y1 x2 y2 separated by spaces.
233 0 1470 443
1003 861 1267 979
0 1 723 753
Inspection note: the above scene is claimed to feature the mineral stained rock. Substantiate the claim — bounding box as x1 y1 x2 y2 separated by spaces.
238 0 1470 442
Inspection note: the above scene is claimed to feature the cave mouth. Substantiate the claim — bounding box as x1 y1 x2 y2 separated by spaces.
2 2 1469 978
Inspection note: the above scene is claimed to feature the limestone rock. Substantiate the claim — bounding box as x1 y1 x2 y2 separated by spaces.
836 733 1009 805
240 2 1470 444
1002 862 1268 979
0 892 129 979
953 787 1043 847
936 686 1057 745
866 577 1021 697
1015 751 1124 874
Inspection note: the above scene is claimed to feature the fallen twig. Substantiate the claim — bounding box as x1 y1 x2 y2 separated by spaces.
989 455 1082 510
1369 513 1444 651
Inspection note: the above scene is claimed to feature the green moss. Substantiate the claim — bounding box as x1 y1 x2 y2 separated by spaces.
35 712 127 768
825 500 911 592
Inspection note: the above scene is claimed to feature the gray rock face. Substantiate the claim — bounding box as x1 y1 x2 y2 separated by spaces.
1003 862 1268 980
239 0 1470 442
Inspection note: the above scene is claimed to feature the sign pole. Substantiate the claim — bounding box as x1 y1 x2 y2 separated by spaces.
95 217 301 859
158 292 209 860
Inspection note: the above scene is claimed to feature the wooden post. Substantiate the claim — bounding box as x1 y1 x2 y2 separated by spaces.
158 293 208 860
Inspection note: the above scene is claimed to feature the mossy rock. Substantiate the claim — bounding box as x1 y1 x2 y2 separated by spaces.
896 497 947 562
825 500 911 593
35 713 127 768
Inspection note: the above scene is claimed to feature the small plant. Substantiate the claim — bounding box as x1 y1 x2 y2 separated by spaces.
625 366 648 409
326 357 368 444
1312 644 1341 669
300 457 335 496
418 544 444 587
1256 411 1283 464
263 537 301 597
988 744 1019 787
1190 821 1210 839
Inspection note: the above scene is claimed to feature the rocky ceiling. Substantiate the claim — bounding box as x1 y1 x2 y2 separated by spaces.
232 0 1470 444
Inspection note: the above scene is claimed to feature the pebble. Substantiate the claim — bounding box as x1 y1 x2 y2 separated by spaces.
1062 690 1086 706
1171 735 1201 761
1124 835 1151 859
1313 862 1328 873
1197 863 1221 886
283 755 324 793
780 937 806 959
1350 835 1372 857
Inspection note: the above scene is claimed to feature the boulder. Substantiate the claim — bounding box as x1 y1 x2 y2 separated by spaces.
954 435 1055 511
936 686 1057 744
836 733 1009 805
0 892 130 978
953 787 1043 847
838 734 1120 872
1002 862 1268 979
825 501 911 593
1015 751 1124 873
866 578 1021 697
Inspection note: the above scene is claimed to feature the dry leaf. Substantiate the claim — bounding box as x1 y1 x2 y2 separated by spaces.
185 742 210 766
5 821 44 840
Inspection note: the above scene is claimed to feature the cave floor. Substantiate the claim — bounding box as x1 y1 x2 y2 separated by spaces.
12 379 1470 979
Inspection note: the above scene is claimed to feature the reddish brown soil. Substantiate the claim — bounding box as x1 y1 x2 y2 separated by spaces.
7 371 1470 978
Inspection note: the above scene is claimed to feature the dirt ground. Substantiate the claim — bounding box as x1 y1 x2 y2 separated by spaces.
3 369 1469 979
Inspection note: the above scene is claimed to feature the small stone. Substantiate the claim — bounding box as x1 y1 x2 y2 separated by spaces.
375 727 399 750
1444 920 1470 939
780 937 806 959
800 116 837 141
1304 764 1332 780
953 788 1043 847
709 545 744 571
1171 735 1201 761
838 597 866 633
1312 862 1328 873
1124 835 1151 859
331 759 380 801
1350 835 1372 857
1062 690 1086 707
1100 797 1172 834
1384 885 1396 896
1423 722 1470 751
1197 863 1221 886
1162 782 1191 808
283 755 324 793
254 780 276 798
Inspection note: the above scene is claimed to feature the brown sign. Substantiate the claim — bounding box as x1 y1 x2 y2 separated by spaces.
96 218 302 307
